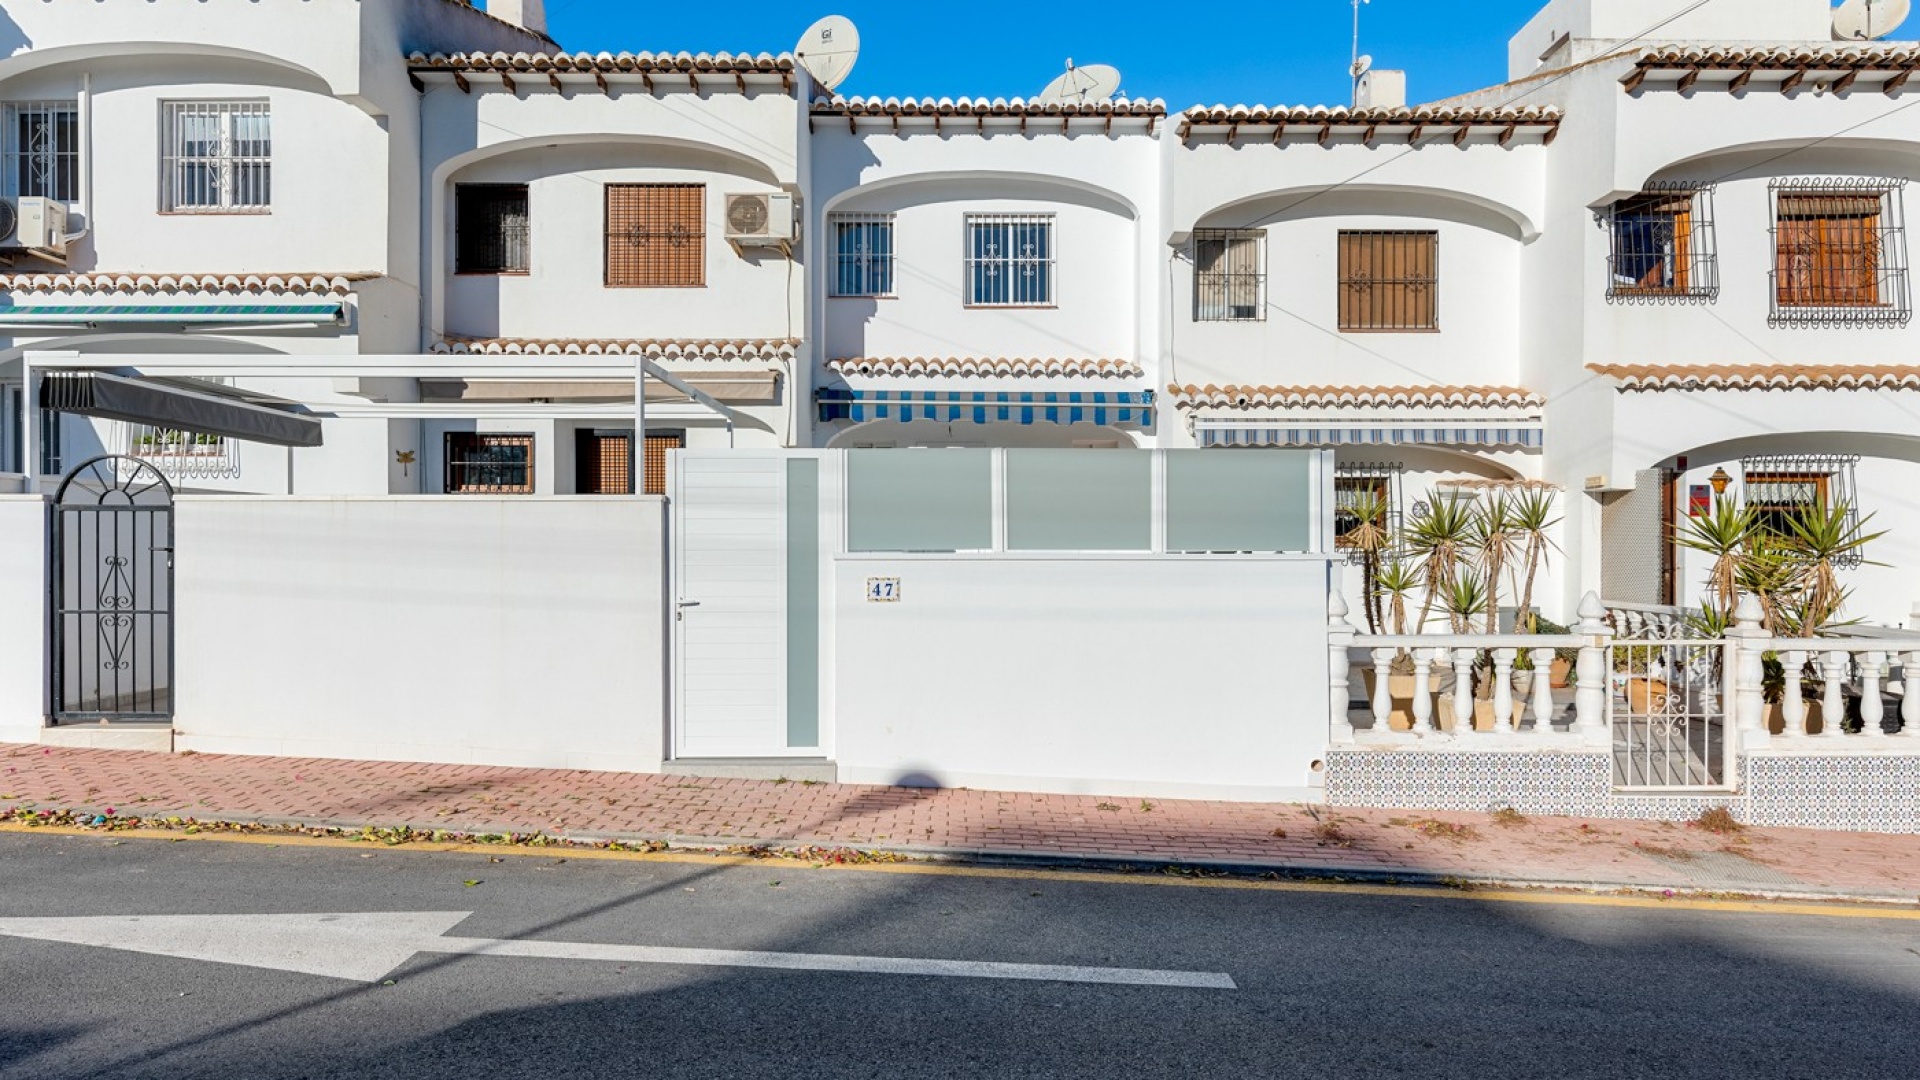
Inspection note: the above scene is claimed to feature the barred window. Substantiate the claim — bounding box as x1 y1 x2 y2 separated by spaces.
830 212 894 297
456 184 530 274
606 183 704 288
1771 181 1909 326
965 213 1053 306
1741 454 1861 559
1607 185 1716 300
1334 463 1404 555
160 101 270 213
1338 230 1437 331
1194 229 1265 321
2 102 77 202
445 432 534 494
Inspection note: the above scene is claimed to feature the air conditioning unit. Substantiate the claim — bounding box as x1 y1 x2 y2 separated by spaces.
0 196 68 263
723 192 796 246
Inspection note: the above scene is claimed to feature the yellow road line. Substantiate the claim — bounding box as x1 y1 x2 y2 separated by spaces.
3 822 1915 921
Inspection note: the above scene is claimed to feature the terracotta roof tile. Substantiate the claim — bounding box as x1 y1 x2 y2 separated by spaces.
1169 384 1543 409
408 50 795 75
1182 103 1560 125
828 357 1143 379
0 272 374 295
432 337 797 361
1630 44 1920 72
812 97 1167 123
1589 363 1920 391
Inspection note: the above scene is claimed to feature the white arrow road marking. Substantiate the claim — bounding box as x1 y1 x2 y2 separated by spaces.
0 913 1237 989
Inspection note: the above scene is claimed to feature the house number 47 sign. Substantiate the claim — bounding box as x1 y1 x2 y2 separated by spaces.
866 577 902 603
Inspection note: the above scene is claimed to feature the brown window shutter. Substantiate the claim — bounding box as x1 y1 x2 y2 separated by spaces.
606 184 705 288
643 433 684 496
1339 230 1437 330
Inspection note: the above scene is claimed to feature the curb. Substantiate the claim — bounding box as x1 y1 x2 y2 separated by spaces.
8 801 1918 907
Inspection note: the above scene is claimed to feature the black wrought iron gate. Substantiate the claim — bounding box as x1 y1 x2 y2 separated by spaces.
51 456 175 722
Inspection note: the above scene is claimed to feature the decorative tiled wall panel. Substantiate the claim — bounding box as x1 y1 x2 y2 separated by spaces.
1327 750 1920 833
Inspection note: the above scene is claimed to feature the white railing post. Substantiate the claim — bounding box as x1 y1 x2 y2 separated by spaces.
1528 647 1555 733
1329 590 1357 743
1450 648 1477 736
1492 648 1516 734
1729 594 1769 747
1861 650 1887 737
1821 650 1849 738
1902 645 1920 738
1411 648 1437 733
1781 649 1808 738
1370 647 1395 732
1573 592 1608 738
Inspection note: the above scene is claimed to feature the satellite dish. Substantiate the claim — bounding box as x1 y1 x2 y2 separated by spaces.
795 15 860 92
1351 54 1373 79
1038 60 1123 105
1833 0 1911 40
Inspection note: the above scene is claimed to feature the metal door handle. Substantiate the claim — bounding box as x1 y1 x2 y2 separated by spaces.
676 600 701 608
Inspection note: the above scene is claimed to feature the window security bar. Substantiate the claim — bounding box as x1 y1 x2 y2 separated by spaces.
2 101 78 202
1338 230 1438 331
160 101 271 213
1769 177 1910 327
965 213 1054 307
1739 453 1863 566
829 212 895 297
1193 229 1266 321
1604 182 1718 302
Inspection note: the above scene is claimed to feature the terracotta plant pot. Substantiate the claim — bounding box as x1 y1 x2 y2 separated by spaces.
1437 695 1501 733
1361 668 1439 732
1549 657 1573 689
1766 700 1826 736
1623 677 1673 716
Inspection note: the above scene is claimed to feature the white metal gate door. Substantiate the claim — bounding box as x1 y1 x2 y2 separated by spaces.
671 454 791 758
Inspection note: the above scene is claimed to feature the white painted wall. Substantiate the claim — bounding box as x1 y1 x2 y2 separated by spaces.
0 494 46 744
831 556 1333 801
169 496 668 771
1508 0 1834 79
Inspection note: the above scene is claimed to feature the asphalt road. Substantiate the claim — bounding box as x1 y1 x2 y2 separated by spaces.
1 832 1917 1080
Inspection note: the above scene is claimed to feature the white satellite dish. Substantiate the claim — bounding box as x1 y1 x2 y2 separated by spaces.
1038 59 1123 105
1350 54 1373 79
795 15 860 92
1833 0 1912 41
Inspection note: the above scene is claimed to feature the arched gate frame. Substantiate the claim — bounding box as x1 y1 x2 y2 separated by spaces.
50 456 175 722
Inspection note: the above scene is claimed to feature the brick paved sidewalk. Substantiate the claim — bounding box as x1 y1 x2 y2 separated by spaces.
3 744 1916 901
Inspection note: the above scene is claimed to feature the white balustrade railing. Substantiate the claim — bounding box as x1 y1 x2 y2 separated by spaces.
1329 591 1918 751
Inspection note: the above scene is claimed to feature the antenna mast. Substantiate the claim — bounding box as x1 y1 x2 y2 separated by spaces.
1351 0 1369 107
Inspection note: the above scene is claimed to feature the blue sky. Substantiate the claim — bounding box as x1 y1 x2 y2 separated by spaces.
540 0 1550 107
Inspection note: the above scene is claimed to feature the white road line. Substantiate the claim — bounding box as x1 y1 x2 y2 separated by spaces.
0 912 1236 989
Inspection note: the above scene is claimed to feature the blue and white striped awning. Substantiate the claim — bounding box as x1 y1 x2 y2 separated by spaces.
818 389 1154 427
1199 418 1543 449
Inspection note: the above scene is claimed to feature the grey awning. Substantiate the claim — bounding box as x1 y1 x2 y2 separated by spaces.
39 371 324 448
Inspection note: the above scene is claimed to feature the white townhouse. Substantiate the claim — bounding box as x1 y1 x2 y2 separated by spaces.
805 95 1164 451
0 0 550 495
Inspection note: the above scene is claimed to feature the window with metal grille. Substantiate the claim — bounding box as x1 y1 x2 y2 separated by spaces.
2 102 77 202
1334 463 1404 556
456 184 529 274
1193 229 1265 321
1338 230 1438 331
445 432 534 494
1771 180 1909 326
38 408 60 476
1741 454 1862 562
1606 184 1717 300
160 101 270 213
830 212 894 297
965 213 1053 306
605 183 704 288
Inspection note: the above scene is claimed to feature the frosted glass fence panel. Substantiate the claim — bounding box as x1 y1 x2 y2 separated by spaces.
1164 450 1313 553
1005 450 1151 551
847 449 993 552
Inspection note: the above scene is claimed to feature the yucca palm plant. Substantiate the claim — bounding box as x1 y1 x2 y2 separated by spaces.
1778 499 1884 633
1675 495 1759 623
1507 486 1561 632
1469 493 1521 633
1339 488 1394 633
1444 571 1491 635
1404 493 1477 633
1375 559 1419 638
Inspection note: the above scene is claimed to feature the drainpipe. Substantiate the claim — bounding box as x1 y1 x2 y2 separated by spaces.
63 73 92 247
